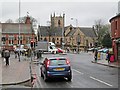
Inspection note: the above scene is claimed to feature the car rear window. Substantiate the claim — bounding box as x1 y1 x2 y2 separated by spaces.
49 59 67 66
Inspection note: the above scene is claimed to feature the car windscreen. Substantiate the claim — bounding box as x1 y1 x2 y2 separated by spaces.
50 59 67 66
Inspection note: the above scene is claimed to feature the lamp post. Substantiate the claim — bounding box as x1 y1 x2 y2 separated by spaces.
18 0 21 62
71 18 80 53
62 13 65 49
71 18 78 27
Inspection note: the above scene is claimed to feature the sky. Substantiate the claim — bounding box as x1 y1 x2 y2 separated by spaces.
0 0 120 27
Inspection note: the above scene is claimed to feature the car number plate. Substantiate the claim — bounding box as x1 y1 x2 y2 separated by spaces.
54 68 65 71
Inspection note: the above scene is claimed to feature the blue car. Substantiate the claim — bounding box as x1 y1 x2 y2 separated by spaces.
40 57 72 82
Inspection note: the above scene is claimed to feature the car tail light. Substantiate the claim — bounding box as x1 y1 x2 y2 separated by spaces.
47 60 50 67
66 59 70 66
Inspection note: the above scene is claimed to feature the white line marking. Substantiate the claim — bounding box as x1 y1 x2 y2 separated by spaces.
72 69 84 74
90 76 113 87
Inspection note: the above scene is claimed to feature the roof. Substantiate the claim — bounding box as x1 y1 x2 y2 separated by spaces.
38 25 97 38
38 26 63 37
80 27 97 37
66 28 76 36
65 25 97 37
109 13 120 22
2 23 34 34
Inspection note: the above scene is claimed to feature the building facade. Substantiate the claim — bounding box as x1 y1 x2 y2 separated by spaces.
38 13 97 51
110 13 120 62
1 16 36 51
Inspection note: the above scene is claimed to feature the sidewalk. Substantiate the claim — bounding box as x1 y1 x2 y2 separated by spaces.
0 55 31 85
91 59 120 68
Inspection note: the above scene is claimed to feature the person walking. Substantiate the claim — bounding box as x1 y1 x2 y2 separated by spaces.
107 50 111 63
94 50 98 62
14 50 17 58
4 49 10 66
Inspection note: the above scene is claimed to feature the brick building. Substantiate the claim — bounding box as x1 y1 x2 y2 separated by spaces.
110 13 120 62
1 15 36 51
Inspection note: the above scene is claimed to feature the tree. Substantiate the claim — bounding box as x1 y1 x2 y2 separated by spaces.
15 16 37 24
102 33 112 48
94 19 110 46
5 19 14 23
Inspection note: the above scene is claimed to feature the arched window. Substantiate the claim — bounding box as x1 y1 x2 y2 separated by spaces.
58 20 61 26
76 34 81 45
52 38 55 44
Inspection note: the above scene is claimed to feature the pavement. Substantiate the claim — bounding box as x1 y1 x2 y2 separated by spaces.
91 59 120 68
0 52 119 87
0 54 32 86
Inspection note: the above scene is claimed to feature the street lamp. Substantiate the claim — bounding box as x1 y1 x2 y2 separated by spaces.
62 13 65 49
18 0 21 62
71 18 78 27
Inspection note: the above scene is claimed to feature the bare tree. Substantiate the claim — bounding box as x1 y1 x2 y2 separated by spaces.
15 16 37 24
94 19 110 46
5 19 14 23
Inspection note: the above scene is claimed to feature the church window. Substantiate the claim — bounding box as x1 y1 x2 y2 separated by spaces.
58 20 61 26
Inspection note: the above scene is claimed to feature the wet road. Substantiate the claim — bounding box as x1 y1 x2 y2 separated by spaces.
33 52 118 88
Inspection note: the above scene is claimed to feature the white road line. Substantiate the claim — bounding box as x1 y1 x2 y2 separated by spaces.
90 76 113 87
72 69 84 75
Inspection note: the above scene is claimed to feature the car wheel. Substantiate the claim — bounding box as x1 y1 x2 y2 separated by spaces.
67 76 72 81
67 73 72 81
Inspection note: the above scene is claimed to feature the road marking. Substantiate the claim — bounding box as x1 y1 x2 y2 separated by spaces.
72 69 84 75
90 76 113 87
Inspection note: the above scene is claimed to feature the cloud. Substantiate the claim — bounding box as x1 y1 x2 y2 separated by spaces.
1 1 118 26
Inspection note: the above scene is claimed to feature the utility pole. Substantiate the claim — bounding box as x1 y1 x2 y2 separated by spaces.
62 13 65 49
18 0 21 62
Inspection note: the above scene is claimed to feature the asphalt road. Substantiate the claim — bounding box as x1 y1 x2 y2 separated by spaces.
33 52 118 88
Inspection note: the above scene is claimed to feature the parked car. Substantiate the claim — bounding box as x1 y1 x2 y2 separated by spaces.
98 48 108 53
57 48 64 53
40 57 72 82
14 48 27 53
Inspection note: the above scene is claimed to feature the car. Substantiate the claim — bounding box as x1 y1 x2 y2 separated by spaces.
57 48 64 53
14 48 27 53
87 48 95 51
98 48 108 53
40 57 72 82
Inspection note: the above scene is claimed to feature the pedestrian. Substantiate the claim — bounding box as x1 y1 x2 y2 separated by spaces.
94 49 98 62
4 49 10 66
1 49 5 58
14 50 17 58
107 50 111 63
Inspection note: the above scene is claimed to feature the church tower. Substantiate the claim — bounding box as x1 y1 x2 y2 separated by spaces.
51 12 65 28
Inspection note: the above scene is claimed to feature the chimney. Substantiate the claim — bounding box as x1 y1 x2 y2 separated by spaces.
25 16 31 24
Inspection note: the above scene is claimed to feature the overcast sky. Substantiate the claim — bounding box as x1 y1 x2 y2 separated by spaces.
1 0 120 27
